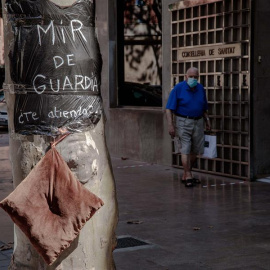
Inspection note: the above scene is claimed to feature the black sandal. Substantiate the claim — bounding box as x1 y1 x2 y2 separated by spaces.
185 179 194 187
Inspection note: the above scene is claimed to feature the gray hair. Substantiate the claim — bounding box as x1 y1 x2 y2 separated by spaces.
186 67 199 75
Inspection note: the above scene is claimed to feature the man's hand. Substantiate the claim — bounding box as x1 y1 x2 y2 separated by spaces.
168 124 176 138
166 109 176 138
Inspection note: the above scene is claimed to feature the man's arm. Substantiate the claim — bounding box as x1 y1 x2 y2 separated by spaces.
166 109 176 137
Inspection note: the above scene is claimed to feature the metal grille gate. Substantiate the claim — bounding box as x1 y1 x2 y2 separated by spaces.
170 0 251 179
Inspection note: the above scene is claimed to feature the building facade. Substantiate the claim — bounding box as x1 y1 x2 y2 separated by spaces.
104 0 170 166
97 0 270 180
2 0 267 180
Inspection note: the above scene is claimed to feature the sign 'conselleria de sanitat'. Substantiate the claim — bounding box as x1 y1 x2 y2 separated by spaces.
178 43 241 61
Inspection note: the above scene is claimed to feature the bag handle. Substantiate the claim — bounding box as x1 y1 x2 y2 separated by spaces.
48 131 71 204
51 132 71 148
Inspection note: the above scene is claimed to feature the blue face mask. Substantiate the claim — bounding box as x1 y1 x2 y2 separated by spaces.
187 78 198 88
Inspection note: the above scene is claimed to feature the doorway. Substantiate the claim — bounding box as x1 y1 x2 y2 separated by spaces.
170 0 251 179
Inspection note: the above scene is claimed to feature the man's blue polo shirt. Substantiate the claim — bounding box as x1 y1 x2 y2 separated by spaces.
166 81 208 117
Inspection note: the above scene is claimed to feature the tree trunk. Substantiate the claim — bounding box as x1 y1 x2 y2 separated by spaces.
3 0 118 269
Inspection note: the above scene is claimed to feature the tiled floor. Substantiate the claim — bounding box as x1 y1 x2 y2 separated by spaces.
1 133 270 269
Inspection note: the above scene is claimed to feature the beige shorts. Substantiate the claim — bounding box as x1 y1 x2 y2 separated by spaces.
176 117 205 155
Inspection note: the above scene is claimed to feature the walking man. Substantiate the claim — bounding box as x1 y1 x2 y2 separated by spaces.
166 67 211 187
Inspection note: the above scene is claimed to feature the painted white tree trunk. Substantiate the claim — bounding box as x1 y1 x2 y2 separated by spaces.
3 0 118 269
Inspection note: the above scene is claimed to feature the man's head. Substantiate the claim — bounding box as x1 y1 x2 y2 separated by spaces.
185 67 199 88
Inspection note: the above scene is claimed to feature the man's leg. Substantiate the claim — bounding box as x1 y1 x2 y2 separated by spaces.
181 154 192 179
190 118 205 183
175 117 194 182
189 153 197 172
189 153 200 183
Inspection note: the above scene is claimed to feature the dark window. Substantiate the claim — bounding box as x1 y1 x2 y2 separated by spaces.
118 0 162 107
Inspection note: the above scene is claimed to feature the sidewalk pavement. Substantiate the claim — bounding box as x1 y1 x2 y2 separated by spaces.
0 133 13 270
1 133 270 269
